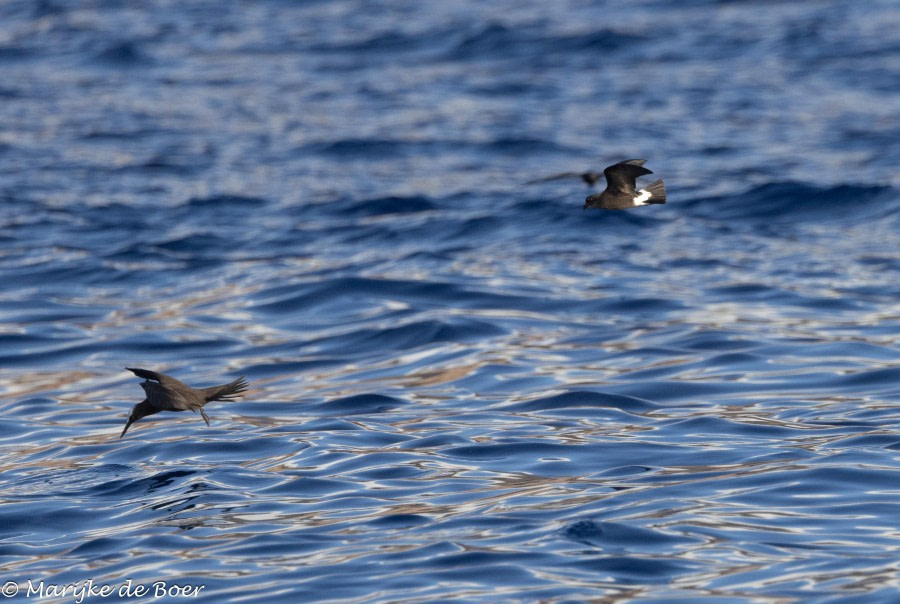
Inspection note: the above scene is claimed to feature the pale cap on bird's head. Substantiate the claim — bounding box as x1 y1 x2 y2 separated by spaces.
120 400 155 438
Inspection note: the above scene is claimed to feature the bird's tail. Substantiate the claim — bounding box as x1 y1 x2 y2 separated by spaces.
202 377 249 402
643 179 666 204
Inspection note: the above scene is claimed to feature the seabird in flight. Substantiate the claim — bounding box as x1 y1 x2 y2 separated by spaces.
120 367 248 437
583 159 666 210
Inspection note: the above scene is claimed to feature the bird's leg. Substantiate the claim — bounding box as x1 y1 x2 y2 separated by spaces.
199 408 210 427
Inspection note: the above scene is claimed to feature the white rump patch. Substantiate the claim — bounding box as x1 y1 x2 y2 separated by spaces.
633 188 652 206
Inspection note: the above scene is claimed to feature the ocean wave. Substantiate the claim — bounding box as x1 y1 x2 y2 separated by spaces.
683 182 895 222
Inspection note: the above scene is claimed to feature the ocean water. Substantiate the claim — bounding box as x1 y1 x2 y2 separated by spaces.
1 0 899 602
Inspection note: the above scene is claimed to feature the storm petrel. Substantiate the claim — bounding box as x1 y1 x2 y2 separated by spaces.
120 367 248 438
583 159 666 210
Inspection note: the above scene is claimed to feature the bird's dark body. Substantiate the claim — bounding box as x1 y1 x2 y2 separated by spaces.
121 367 248 437
584 159 667 210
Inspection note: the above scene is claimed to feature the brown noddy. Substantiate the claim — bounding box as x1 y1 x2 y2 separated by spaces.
121 367 248 438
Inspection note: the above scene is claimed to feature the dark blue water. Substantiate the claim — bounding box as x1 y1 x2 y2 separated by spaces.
1 1 899 602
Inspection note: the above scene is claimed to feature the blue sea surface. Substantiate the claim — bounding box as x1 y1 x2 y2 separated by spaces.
1 0 899 602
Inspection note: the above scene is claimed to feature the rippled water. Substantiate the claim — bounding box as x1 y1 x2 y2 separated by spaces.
1 1 899 602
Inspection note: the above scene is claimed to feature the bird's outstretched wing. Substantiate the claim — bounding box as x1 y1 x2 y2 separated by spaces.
126 367 167 383
602 159 653 194
527 172 583 184
526 171 602 186
126 367 196 411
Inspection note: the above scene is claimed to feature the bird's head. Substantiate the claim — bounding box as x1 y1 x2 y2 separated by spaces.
120 410 137 439
120 401 154 438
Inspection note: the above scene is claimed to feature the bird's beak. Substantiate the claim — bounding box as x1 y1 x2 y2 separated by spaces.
120 417 134 438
